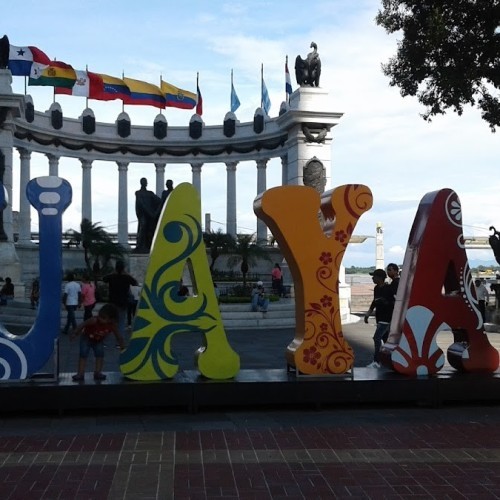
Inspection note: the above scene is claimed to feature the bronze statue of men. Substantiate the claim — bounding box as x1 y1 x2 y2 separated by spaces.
135 178 161 253
157 179 174 218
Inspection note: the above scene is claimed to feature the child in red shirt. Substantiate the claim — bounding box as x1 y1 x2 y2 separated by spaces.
71 303 125 381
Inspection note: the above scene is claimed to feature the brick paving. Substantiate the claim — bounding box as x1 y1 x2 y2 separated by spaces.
0 407 500 499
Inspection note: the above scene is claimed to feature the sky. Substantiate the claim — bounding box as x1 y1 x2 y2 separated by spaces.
3 0 499 268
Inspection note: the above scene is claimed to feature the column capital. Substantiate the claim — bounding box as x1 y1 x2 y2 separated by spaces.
46 152 60 161
191 162 203 172
226 161 238 172
17 147 31 160
154 162 166 172
256 158 269 169
117 161 129 171
80 158 93 169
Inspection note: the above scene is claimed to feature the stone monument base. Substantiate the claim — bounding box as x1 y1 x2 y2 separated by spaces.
128 253 150 285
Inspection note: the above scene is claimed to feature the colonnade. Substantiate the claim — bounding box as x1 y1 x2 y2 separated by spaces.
0 69 341 262
14 148 276 247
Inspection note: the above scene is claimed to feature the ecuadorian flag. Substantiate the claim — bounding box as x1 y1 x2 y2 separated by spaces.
123 77 165 109
161 81 197 110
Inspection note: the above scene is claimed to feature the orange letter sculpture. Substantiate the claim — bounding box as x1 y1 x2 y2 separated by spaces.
255 184 373 374
380 189 499 375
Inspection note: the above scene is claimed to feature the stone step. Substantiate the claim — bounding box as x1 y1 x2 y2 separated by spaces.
0 299 297 330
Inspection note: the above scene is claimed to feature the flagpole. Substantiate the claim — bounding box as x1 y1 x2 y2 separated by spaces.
231 69 233 110
285 55 289 104
122 70 125 113
260 63 263 109
85 64 89 108
159 75 163 115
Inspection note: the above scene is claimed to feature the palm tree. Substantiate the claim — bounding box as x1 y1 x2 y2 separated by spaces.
227 233 271 287
74 219 124 275
203 229 235 272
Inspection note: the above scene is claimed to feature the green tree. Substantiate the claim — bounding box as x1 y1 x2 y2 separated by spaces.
227 233 271 287
75 219 125 275
376 0 500 131
203 229 235 272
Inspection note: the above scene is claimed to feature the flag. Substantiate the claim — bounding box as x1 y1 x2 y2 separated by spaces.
8 45 50 76
29 60 76 88
285 61 292 96
123 77 165 109
196 83 203 115
55 70 103 97
230 82 240 113
92 74 131 101
160 81 197 109
262 77 271 115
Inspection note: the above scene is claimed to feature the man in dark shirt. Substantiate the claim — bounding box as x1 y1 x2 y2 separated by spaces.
384 263 400 343
386 263 400 299
364 269 395 368
103 260 138 338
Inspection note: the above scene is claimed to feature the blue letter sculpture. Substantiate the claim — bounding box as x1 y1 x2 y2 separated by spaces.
0 176 71 379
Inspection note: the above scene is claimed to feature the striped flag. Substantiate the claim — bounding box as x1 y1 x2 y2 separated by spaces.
285 59 292 97
196 82 203 115
262 77 271 115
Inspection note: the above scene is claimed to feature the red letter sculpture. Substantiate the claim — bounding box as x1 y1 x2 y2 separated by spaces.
380 189 499 375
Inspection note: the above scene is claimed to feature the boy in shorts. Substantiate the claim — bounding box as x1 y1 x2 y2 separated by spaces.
71 303 125 381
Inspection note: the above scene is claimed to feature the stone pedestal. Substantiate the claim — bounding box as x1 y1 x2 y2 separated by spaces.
128 254 149 285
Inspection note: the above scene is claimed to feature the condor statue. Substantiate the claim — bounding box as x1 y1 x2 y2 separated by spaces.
295 41 321 87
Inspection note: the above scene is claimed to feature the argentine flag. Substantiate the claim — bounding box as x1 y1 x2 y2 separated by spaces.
231 82 240 113
262 78 271 115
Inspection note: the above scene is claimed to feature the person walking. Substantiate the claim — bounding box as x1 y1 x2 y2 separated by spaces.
81 274 97 321
102 260 138 339
386 263 400 298
271 263 284 297
62 273 81 335
384 263 400 343
364 269 395 368
474 278 489 323
0 277 14 305
30 278 40 309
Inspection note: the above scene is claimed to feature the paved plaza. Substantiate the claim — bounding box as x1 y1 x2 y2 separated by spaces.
0 321 499 498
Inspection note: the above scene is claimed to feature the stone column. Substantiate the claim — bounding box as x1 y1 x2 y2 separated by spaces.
47 153 59 176
18 148 32 245
280 154 288 186
0 70 25 286
80 159 92 222
375 222 384 270
256 159 268 245
117 161 129 248
155 162 166 197
191 162 202 195
226 162 238 237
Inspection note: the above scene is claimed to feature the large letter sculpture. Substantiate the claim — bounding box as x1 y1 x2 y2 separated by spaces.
255 184 373 374
0 177 71 379
380 189 499 375
120 183 240 380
